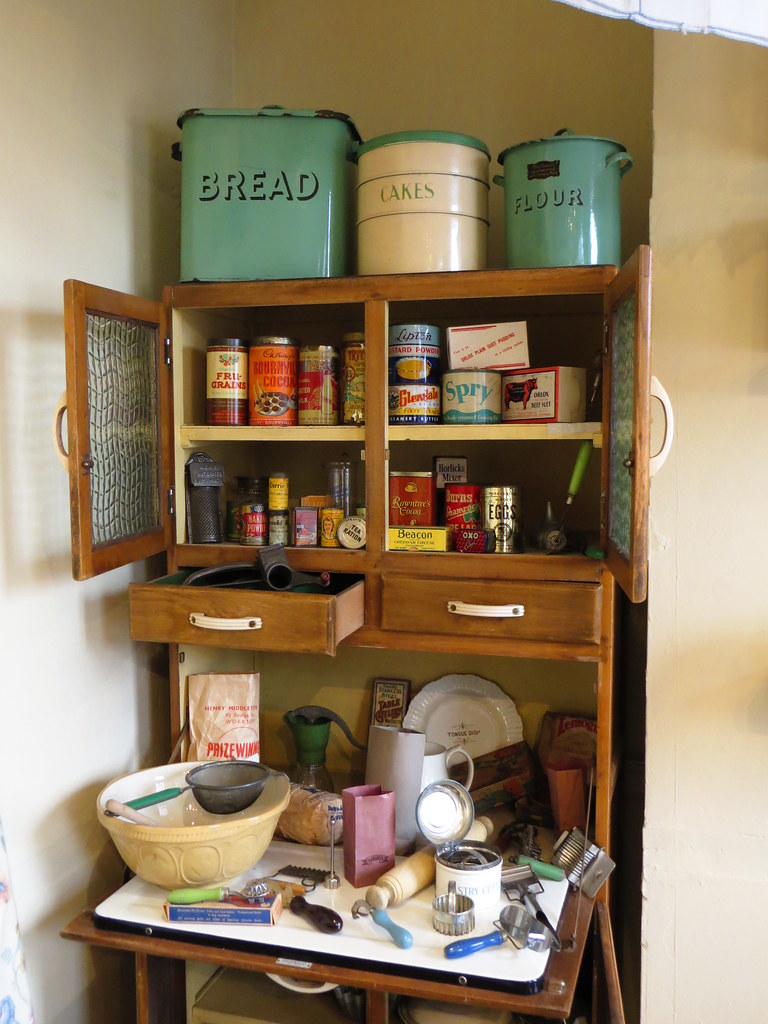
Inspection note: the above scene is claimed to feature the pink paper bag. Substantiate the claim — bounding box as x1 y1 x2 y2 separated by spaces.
342 784 395 887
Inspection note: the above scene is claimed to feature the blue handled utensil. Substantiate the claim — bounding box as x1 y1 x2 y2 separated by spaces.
352 899 413 949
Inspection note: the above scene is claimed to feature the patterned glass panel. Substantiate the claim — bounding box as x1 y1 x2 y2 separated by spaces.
608 294 635 558
86 312 160 546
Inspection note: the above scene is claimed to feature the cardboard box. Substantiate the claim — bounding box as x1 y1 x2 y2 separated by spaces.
163 890 281 926
446 321 529 371
388 526 454 552
501 366 587 423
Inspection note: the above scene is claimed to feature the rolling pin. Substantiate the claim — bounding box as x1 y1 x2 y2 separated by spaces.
365 815 494 909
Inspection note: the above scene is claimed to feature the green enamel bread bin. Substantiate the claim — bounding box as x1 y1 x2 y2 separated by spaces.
494 129 633 269
175 106 361 282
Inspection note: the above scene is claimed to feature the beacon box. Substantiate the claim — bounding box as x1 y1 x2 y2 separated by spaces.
501 366 587 423
446 321 529 371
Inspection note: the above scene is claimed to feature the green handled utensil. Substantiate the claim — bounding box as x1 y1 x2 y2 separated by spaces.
168 881 270 905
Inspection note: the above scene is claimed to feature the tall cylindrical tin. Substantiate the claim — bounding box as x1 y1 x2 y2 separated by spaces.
388 323 441 424
483 485 524 553
206 338 249 425
444 484 483 526
240 502 267 546
268 471 289 511
342 332 366 424
298 345 339 425
248 336 298 426
320 506 345 547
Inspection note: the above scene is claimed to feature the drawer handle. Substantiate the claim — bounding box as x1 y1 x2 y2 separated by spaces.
189 613 263 631
447 601 525 619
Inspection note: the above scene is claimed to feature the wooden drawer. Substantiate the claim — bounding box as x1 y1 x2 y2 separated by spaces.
130 573 365 655
380 574 601 646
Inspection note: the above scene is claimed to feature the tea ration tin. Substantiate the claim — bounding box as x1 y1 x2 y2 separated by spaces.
441 369 501 424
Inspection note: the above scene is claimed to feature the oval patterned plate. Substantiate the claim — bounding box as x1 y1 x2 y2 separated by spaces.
402 674 523 759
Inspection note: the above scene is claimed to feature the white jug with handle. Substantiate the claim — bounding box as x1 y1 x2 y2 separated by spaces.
420 741 474 791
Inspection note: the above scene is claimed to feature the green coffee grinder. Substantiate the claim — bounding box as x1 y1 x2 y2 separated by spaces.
283 705 366 791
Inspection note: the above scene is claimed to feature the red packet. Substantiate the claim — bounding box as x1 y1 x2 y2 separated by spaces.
342 784 395 887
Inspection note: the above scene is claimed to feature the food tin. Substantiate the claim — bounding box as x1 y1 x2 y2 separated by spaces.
444 484 483 526
320 506 345 547
454 527 496 553
441 369 501 424
389 471 436 526
337 515 367 549
356 131 490 275
227 476 266 541
342 332 366 425
248 336 298 426
240 502 267 546
298 345 339 426
483 485 524 553
434 840 503 911
292 506 318 547
268 509 289 546
388 324 441 424
206 338 249 425
268 471 289 511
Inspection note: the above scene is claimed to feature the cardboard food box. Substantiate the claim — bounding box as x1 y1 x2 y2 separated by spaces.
388 526 454 552
446 321 529 371
501 365 587 423
163 889 281 925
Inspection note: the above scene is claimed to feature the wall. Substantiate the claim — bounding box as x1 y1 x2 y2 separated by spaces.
645 31 768 1023
0 2 234 1020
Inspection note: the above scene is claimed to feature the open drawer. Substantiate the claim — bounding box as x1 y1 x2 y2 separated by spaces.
380 574 601 646
130 573 365 655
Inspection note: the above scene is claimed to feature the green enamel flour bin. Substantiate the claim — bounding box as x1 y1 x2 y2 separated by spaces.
494 129 633 269
176 107 361 282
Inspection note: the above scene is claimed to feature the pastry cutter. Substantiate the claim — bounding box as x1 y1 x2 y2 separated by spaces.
443 902 552 959
351 899 413 948
168 877 343 933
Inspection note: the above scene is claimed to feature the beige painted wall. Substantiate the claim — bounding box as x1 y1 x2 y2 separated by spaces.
646 31 768 1024
0 2 234 1020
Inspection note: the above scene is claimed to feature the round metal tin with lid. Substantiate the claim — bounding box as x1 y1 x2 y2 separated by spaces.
416 779 502 911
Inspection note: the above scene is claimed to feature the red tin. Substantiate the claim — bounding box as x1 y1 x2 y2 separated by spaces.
444 484 483 527
389 471 436 526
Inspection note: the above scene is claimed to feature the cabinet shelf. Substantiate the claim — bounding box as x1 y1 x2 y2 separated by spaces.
179 424 365 448
388 422 602 445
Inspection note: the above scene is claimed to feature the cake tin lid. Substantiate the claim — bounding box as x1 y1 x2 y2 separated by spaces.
358 130 490 158
416 779 474 846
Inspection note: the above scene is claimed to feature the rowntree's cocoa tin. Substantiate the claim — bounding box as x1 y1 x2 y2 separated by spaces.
441 369 501 424
206 339 249 425
389 471 436 526
388 323 441 424
342 332 366 424
248 336 298 426
483 485 524 553
298 345 339 425
445 484 483 526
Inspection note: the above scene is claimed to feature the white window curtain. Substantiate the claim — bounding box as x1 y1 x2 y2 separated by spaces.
1 814 35 1023
553 1 768 46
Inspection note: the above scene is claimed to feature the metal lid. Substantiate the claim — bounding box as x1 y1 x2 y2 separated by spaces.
497 127 628 165
250 335 298 347
416 779 474 846
358 130 490 158
177 106 361 142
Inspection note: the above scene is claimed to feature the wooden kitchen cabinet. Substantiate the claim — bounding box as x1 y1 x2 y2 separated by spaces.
61 250 653 1024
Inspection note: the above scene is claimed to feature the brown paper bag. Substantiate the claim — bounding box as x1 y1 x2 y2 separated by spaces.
342 784 395 887
188 673 260 761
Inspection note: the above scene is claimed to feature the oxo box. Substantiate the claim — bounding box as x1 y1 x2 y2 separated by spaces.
176 107 360 282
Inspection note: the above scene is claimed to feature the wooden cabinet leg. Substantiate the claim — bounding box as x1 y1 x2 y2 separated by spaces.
366 989 389 1024
135 952 186 1024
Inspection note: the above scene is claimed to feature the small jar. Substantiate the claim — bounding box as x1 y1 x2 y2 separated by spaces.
227 476 266 542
